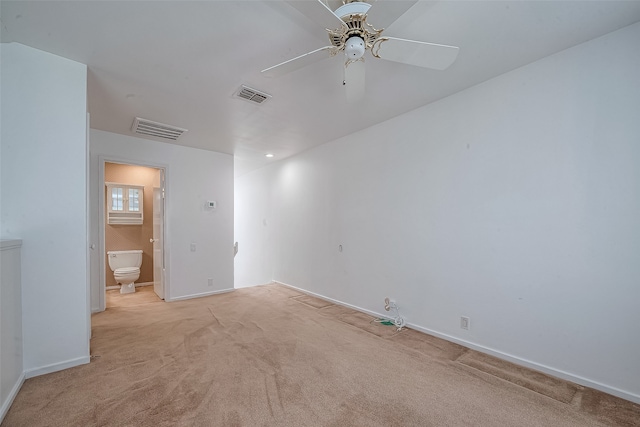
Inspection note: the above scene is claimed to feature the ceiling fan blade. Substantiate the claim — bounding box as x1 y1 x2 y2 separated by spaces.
285 0 347 31
365 0 418 30
261 46 335 78
344 60 365 102
373 37 459 70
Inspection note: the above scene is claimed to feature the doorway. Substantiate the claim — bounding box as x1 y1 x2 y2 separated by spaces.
99 160 166 310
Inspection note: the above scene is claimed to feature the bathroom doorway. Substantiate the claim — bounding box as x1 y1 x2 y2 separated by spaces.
100 161 166 309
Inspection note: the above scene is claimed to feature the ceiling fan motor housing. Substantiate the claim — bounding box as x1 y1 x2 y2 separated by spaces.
328 1 384 58
260 0 460 82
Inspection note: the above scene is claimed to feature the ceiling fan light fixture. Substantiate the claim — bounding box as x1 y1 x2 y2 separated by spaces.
345 36 365 59
262 0 460 101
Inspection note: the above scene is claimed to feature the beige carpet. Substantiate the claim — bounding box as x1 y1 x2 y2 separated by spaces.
3 284 639 426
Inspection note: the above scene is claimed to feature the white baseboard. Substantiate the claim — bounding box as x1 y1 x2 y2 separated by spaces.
135 282 153 288
106 281 154 291
275 280 390 319
24 356 90 379
0 371 25 424
273 280 640 405
166 287 234 302
405 323 640 404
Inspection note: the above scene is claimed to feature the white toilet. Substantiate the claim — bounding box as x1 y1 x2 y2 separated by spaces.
107 250 142 294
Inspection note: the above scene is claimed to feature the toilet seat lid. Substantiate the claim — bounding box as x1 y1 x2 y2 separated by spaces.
114 267 140 274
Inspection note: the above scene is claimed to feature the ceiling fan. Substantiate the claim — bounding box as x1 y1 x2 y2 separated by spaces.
261 0 460 101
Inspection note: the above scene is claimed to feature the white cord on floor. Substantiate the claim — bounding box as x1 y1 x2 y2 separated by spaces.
376 301 406 331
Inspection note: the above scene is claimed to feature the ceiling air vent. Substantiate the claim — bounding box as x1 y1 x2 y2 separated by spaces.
236 85 271 104
131 117 188 141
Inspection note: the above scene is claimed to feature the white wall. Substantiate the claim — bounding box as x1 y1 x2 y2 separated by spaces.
0 240 23 423
90 129 234 309
235 23 640 403
0 43 90 376
234 173 274 287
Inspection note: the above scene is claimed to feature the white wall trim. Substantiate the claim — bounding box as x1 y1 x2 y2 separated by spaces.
134 281 154 288
86 112 92 344
166 288 234 302
97 157 106 312
105 282 154 291
24 356 90 379
0 372 25 425
0 240 22 251
274 280 394 321
405 324 640 404
274 281 640 405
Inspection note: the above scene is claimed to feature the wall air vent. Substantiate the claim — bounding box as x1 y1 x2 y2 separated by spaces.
236 85 272 104
131 117 188 141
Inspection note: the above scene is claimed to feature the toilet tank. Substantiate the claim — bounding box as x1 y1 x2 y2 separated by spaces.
107 250 143 271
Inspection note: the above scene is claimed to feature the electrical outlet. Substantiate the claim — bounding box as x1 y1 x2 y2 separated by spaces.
460 316 470 330
384 297 397 311
208 278 213 287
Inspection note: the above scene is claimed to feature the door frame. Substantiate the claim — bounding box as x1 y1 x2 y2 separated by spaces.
96 156 169 311
152 174 165 299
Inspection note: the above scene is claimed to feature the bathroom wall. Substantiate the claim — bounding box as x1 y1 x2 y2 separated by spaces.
104 162 160 287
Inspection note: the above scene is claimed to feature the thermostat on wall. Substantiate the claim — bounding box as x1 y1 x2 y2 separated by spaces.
206 201 217 209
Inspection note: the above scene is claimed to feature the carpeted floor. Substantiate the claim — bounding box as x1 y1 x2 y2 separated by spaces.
3 283 639 426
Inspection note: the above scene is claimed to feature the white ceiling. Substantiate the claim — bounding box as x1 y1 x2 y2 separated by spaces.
2 1 640 175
